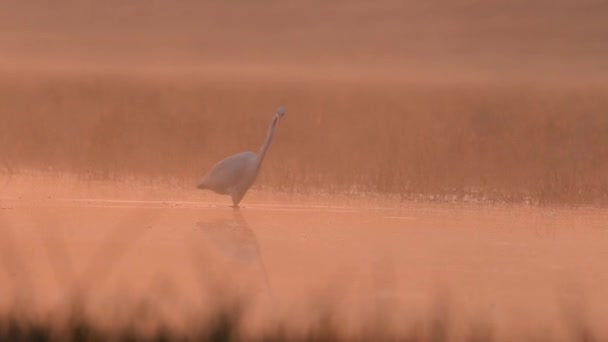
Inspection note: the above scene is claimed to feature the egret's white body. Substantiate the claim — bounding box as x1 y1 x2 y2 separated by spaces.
198 107 286 207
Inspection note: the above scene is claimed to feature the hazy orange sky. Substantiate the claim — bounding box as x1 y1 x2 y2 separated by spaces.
1 0 607 83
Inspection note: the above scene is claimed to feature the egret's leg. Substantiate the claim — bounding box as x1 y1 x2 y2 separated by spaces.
231 190 246 209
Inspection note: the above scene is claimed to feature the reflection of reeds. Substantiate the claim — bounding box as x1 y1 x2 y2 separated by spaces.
2 74 608 204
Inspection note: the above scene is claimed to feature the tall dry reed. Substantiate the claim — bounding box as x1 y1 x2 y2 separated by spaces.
1 73 607 204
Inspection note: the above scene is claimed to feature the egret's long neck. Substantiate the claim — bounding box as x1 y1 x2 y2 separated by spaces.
257 115 279 166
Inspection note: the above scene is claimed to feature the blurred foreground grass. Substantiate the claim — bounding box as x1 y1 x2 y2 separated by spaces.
0 297 599 342
1 73 608 204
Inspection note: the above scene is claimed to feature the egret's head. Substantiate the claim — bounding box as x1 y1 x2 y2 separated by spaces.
276 106 287 120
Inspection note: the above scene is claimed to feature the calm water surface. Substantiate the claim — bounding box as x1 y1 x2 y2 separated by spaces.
0 191 607 338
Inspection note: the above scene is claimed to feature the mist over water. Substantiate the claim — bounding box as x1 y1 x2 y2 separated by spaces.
1 183 608 340
1 0 608 340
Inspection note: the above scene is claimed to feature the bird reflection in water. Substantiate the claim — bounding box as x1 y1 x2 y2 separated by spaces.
196 210 272 300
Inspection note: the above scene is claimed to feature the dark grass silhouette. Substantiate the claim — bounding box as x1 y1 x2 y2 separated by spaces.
0 294 601 342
